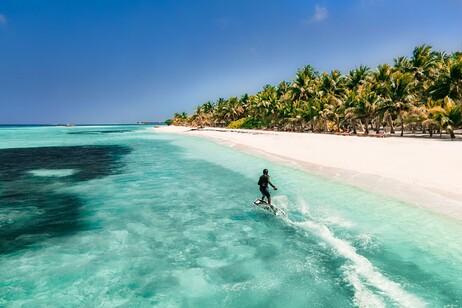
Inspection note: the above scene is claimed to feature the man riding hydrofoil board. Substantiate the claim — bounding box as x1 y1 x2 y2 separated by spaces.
258 169 277 211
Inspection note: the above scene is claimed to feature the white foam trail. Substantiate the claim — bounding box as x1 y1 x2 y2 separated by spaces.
319 215 355 229
275 194 311 217
343 265 386 308
297 196 311 217
292 220 426 307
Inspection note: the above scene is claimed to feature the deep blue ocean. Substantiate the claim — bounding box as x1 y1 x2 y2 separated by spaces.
1 125 461 307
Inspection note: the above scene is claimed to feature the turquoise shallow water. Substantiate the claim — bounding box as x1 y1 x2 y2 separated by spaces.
1 125 461 307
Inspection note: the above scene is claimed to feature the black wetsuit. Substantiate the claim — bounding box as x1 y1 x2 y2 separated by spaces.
258 174 271 198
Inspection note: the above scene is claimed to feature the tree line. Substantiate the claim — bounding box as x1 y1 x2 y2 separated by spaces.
169 45 462 138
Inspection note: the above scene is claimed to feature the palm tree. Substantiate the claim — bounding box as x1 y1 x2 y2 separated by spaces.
356 84 380 134
345 66 376 133
193 101 214 127
373 64 393 133
246 86 276 128
423 103 444 137
344 90 359 134
385 71 417 136
257 85 279 128
410 45 437 82
445 101 462 139
223 96 244 123
246 95 262 125
275 81 294 130
346 65 372 90
374 64 392 93
213 98 227 127
317 72 344 132
435 97 462 139
292 65 318 93
291 66 319 131
394 56 412 73
407 105 428 133
423 98 457 138
431 58 462 103
173 112 189 126
240 93 251 118
172 112 182 126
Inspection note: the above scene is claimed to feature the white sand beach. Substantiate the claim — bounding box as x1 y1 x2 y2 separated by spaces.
154 125 462 221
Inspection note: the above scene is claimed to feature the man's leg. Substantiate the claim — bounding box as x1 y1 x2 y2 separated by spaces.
260 187 266 202
267 194 276 211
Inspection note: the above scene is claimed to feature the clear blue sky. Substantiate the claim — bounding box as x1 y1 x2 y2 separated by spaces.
1 0 462 124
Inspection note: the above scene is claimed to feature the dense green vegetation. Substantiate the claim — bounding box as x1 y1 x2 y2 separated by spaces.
172 45 462 138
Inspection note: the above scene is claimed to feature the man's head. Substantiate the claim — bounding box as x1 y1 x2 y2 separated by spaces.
263 169 268 175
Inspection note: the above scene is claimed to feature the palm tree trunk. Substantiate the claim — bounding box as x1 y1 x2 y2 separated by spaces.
375 116 381 133
400 114 404 137
388 115 395 134
364 118 369 134
359 120 365 133
350 120 357 134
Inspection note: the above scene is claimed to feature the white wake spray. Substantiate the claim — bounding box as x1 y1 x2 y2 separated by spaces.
272 195 426 307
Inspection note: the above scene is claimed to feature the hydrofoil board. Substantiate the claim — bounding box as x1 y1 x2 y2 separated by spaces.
253 199 286 216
